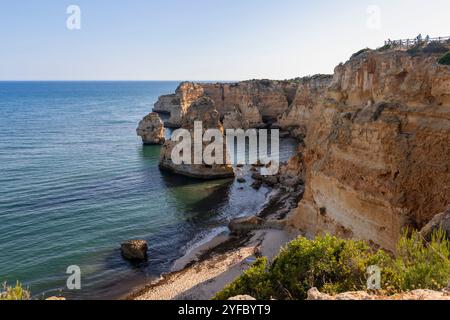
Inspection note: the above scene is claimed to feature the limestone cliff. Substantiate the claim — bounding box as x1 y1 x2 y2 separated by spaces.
159 97 235 179
154 82 205 127
286 49 450 251
153 80 299 129
277 75 333 138
146 46 449 250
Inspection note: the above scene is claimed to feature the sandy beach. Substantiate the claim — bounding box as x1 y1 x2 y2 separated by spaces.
128 228 298 300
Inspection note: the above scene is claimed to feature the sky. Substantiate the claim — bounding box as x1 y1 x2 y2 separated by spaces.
0 0 449 81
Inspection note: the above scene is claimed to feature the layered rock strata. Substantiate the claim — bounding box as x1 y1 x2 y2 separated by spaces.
286 50 450 251
154 82 205 127
159 97 235 179
277 75 333 138
153 80 301 129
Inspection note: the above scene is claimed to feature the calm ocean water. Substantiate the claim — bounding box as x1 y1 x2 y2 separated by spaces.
0 81 296 299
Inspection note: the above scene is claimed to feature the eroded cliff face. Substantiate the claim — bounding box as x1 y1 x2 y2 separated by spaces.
277 75 333 138
159 97 235 179
148 48 449 250
154 82 205 127
286 50 450 251
154 80 299 129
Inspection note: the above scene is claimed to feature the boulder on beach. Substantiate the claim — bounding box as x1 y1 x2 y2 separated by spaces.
121 240 148 261
229 216 264 235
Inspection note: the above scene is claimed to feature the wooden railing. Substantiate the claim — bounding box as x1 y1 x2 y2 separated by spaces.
384 36 450 49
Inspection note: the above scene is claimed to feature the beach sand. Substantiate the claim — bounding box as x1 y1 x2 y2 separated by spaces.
129 228 298 300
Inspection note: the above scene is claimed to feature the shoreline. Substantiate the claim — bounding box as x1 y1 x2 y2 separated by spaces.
126 228 299 300
125 186 302 300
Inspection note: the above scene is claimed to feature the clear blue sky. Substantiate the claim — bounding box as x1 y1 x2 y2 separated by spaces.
1 0 449 80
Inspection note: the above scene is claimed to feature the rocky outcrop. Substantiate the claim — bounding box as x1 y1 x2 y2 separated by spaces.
286 49 450 251
136 112 165 145
153 80 300 129
307 288 450 300
154 82 205 127
159 97 235 179
277 75 333 138
153 94 179 114
121 240 148 261
420 206 450 241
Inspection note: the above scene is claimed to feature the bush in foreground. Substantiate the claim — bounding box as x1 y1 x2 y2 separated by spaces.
214 230 450 300
0 282 31 300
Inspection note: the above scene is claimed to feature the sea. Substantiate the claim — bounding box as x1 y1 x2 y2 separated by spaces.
0 81 296 299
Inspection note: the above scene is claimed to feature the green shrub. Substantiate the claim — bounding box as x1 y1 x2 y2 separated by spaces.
0 282 31 300
422 42 449 54
378 44 392 52
351 48 372 59
214 258 273 300
393 229 450 291
215 235 392 300
268 235 394 299
214 230 450 300
407 44 423 56
438 52 450 65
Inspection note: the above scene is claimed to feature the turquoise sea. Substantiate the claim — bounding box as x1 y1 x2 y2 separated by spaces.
0 81 295 299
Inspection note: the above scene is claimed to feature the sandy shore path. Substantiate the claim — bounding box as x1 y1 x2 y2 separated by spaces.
130 229 297 300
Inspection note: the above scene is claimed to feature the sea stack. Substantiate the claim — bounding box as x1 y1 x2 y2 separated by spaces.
136 112 165 145
159 97 235 179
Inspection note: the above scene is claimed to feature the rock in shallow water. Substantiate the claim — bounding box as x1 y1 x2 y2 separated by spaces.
136 112 165 145
121 240 148 261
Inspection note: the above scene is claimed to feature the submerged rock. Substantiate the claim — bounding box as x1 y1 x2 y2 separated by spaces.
136 112 165 145
121 240 148 261
251 181 263 190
